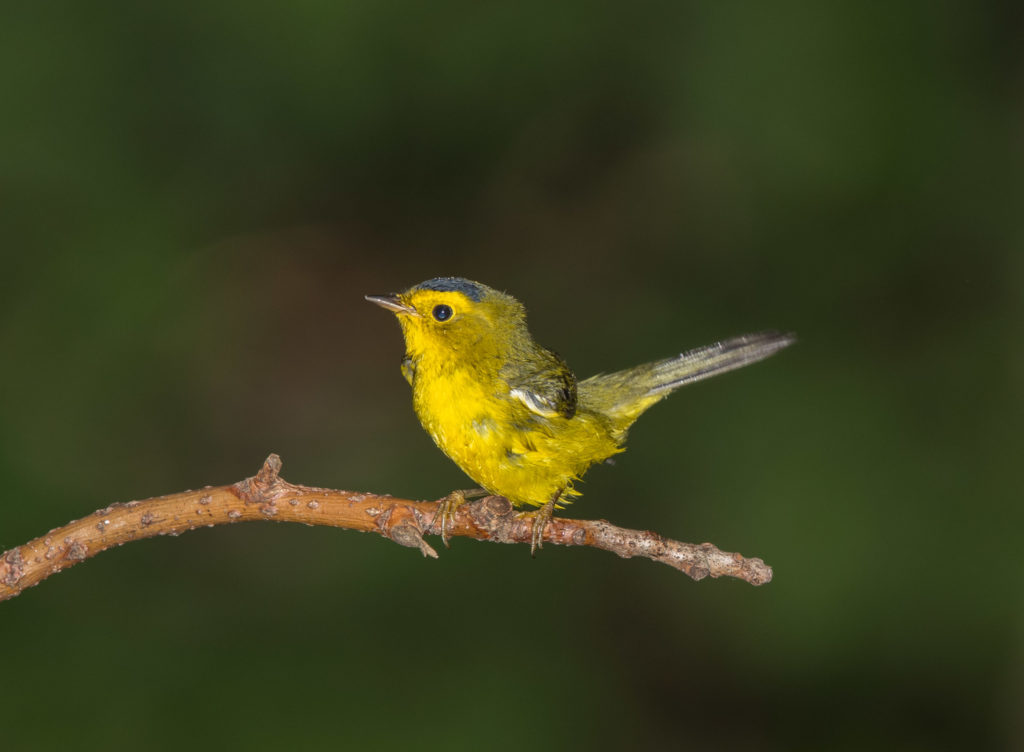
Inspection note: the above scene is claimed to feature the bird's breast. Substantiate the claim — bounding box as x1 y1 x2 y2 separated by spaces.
409 361 622 506
412 365 500 450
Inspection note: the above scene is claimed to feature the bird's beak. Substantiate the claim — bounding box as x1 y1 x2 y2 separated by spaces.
365 294 418 316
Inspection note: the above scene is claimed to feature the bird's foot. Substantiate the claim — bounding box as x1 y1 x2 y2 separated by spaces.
431 488 487 547
527 492 562 556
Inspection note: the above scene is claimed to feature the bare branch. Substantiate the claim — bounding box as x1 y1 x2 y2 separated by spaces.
0 454 772 602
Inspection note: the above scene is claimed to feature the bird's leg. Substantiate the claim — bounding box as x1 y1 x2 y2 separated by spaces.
430 488 488 547
530 489 563 556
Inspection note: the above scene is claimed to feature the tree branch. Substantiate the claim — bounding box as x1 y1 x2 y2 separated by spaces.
0 454 772 602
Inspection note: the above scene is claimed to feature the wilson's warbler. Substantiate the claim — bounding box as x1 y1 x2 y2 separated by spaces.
367 277 793 552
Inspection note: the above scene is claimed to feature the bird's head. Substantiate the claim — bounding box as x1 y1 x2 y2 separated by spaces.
366 277 526 361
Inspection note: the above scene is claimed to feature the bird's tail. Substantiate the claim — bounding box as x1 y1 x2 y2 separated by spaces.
579 331 795 434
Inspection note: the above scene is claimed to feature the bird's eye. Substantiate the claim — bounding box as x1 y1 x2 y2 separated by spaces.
432 304 453 322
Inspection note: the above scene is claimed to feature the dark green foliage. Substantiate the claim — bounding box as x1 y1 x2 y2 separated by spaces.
0 1 1019 750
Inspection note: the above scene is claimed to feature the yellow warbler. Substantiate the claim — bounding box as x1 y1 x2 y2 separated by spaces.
368 277 793 552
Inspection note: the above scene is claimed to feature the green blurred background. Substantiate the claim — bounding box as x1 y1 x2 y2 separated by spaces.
2 1 1021 749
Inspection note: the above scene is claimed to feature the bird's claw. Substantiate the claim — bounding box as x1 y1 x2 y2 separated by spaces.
430 488 487 547
529 495 559 556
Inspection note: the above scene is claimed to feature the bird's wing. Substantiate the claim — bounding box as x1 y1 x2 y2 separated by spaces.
504 349 578 420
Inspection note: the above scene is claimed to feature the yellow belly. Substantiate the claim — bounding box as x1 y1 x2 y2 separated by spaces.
412 367 621 507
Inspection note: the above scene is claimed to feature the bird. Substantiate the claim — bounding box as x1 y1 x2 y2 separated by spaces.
367 277 794 553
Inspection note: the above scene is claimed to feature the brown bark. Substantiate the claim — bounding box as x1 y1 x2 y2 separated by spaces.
0 454 772 602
